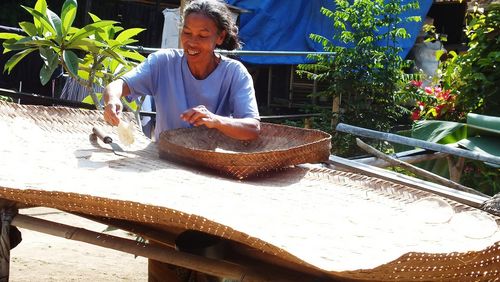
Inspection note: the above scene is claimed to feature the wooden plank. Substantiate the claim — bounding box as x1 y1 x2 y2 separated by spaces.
336 123 500 165
327 155 490 208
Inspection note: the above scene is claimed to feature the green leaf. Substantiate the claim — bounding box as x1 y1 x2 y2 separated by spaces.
411 120 467 144
435 50 446 61
40 59 59 85
61 0 77 36
47 9 63 38
82 92 103 104
3 49 37 74
0 33 24 40
22 6 56 36
118 50 146 62
19 22 38 36
66 38 106 52
102 48 127 65
77 68 90 81
69 20 118 42
39 47 59 85
467 113 500 132
15 36 55 48
88 12 102 23
67 26 79 35
115 28 145 43
2 38 26 53
33 0 48 32
2 36 54 52
63 50 79 78
119 39 138 46
459 137 500 159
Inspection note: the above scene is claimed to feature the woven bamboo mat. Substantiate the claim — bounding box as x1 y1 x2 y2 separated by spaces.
0 101 499 281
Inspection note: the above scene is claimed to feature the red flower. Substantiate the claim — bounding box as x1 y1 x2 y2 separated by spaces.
411 80 423 87
438 89 451 100
425 87 433 94
411 109 421 120
435 104 445 117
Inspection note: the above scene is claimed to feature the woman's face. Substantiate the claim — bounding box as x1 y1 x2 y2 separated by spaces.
181 12 226 63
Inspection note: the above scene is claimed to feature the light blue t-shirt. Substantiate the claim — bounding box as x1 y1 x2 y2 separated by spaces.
121 49 260 140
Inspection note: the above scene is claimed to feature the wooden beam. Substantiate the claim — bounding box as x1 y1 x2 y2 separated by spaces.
11 214 322 282
327 155 490 208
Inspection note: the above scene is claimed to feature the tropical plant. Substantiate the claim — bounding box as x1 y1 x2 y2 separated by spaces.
438 2 499 118
0 0 145 109
398 80 459 121
409 115 500 196
297 0 421 156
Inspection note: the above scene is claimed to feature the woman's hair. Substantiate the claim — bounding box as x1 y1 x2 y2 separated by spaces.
183 0 241 50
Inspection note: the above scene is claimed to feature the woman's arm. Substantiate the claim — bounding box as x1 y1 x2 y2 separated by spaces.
180 105 260 140
103 79 131 126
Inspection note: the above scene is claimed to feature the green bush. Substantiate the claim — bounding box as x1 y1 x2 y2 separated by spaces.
437 3 500 119
297 0 421 157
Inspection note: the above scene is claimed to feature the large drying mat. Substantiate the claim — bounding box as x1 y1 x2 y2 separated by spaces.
0 101 499 281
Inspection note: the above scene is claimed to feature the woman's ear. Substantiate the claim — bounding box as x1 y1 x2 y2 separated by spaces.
217 30 227 45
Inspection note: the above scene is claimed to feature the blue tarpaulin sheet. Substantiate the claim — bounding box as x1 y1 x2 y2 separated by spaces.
226 0 433 65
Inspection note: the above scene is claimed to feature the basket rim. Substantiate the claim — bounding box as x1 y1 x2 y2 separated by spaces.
158 122 332 157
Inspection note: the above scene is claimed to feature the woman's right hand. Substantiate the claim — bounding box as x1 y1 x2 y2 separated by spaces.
103 98 123 126
103 80 130 126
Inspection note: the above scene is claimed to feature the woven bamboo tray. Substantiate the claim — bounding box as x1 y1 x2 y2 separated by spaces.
157 123 332 179
0 101 499 281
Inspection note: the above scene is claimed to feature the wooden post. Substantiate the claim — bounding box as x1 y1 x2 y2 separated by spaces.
0 208 16 282
331 95 340 129
288 65 294 107
447 156 465 183
267 66 273 108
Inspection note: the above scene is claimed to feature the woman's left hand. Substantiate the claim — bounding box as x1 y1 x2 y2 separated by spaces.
180 105 219 128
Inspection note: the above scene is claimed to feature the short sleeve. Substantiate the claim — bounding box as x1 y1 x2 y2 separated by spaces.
120 51 161 99
229 62 260 119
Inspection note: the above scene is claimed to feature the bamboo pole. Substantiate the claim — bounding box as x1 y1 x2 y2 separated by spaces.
336 123 500 165
355 138 488 197
10 214 317 282
355 151 449 168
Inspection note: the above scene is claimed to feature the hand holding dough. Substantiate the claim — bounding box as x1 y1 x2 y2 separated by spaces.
117 119 135 146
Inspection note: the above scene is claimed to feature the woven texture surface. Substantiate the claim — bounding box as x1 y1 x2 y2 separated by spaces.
0 101 500 281
158 123 331 179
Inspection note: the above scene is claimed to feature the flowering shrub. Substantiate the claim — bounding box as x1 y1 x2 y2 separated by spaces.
400 80 458 121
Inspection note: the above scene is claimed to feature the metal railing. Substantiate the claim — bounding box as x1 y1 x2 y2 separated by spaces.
124 45 336 57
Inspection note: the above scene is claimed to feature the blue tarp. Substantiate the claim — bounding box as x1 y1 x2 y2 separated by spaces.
226 0 433 65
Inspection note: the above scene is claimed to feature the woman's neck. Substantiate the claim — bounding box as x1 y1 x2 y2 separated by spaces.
187 54 220 80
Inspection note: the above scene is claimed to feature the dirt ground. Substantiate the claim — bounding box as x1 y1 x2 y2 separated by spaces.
9 207 148 281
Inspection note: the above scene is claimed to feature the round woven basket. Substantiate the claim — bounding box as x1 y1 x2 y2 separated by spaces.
157 122 332 179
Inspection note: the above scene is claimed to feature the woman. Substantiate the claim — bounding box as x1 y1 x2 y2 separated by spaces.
103 0 260 141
